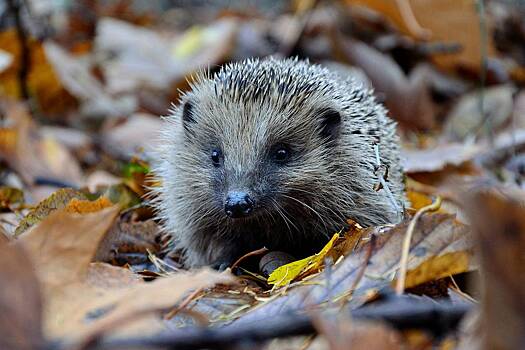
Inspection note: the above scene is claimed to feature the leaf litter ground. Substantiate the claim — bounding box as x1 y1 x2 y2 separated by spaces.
2 0 525 349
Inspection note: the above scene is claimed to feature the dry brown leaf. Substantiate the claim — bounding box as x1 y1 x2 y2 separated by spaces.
15 204 232 341
102 112 162 159
86 262 142 289
70 269 233 346
14 188 87 236
43 42 135 119
231 212 474 326
40 126 92 153
406 188 433 210
18 206 120 289
464 189 525 350
403 129 525 176
402 143 482 173
0 240 44 350
0 100 83 187
95 17 237 94
347 0 496 72
391 216 474 290
94 217 161 264
336 36 436 130
444 85 515 142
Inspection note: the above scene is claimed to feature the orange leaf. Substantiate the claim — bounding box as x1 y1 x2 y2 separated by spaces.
65 197 114 214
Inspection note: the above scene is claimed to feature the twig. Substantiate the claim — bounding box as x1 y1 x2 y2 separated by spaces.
373 143 403 220
395 196 442 295
164 287 204 320
449 275 478 304
6 0 30 100
230 247 268 270
395 0 432 40
88 296 472 350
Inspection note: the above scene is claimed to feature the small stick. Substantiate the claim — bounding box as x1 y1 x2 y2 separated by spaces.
164 287 204 320
395 196 442 295
373 143 403 220
395 0 432 40
230 247 269 270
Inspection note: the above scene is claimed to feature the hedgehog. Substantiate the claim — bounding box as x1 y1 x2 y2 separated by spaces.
153 57 406 268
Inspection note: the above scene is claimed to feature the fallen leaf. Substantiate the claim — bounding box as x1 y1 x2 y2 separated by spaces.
96 17 237 94
336 36 436 129
0 240 44 350
94 217 161 265
43 41 135 119
403 129 525 175
102 113 162 159
101 183 142 210
231 213 473 327
14 188 86 236
70 269 232 345
15 203 232 341
85 170 122 193
402 251 470 290
402 143 482 173
40 126 92 153
347 0 496 72
18 206 120 289
444 85 515 142
268 233 339 287
0 100 83 187
464 188 525 350
406 188 433 210
0 30 77 115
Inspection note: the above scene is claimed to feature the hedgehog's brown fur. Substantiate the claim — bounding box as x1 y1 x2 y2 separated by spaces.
153 57 406 268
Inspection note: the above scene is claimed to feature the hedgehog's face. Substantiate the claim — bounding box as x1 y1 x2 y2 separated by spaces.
178 96 343 225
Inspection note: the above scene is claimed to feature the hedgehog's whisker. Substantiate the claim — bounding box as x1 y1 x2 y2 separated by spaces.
280 193 330 235
270 198 298 239
289 187 344 223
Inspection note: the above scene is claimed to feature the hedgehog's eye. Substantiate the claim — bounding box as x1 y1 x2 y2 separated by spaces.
211 149 222 167
273 145 290 163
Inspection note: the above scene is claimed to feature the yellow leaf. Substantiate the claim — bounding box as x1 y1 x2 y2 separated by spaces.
407 191 432 211
268 233 339 287
396 251 471 290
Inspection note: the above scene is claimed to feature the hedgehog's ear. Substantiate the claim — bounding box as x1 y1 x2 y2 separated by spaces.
181 100 196 133
318 108 341 143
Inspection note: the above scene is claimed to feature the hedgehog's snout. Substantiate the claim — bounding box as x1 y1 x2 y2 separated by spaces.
224 191 254 219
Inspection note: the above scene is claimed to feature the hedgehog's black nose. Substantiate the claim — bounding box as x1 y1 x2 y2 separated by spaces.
225 192 254 218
